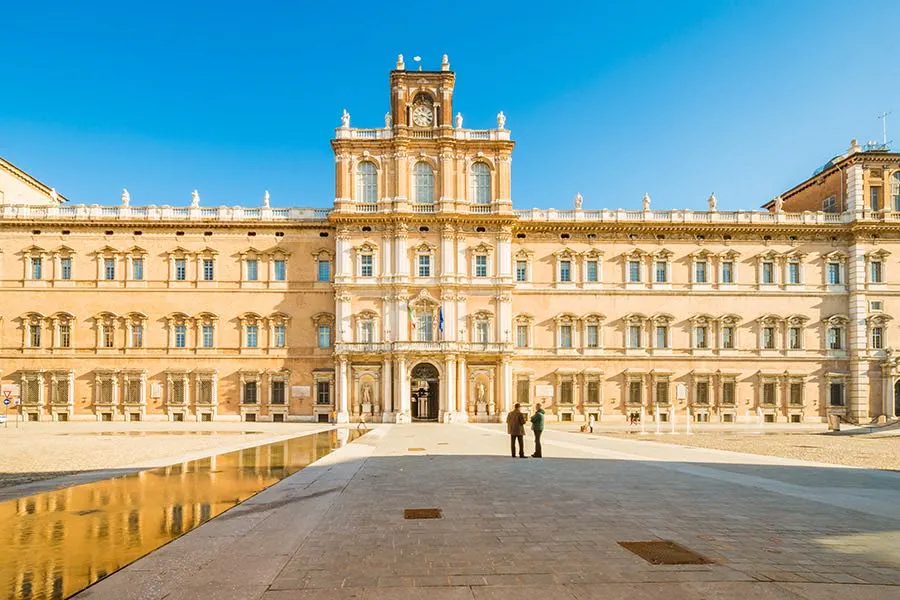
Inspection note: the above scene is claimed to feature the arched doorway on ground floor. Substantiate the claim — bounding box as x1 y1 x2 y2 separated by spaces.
410 362 440 421
894 380 900 418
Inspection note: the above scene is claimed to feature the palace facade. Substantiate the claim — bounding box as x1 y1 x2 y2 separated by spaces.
2 56 900 424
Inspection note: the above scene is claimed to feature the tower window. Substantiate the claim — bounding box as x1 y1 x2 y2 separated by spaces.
413 162 435 204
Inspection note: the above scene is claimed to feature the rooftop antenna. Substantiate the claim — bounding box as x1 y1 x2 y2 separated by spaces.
877 111 892 148
413 55 422 71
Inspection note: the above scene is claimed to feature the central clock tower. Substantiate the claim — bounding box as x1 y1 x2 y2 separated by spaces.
390 54 455 130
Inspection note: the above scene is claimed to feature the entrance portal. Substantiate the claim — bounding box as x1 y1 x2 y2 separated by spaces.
894 381 900 418
410 363 440 421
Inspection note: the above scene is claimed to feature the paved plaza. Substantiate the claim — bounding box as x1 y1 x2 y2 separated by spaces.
77 424 900 599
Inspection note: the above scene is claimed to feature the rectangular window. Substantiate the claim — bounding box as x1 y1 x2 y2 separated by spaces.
202 324 214 348
559 325 572 348
31 257 43 280
318 325 331 348
722 381 735 405
60 257 72 280
628 381 642 405
587 381 600 404
517 379 530 406
763 382 776 405
872 326 884 349
586 325 599 348
317 260 330 282
829 382 844 406
628 325 642 348
721 261 734 284
273 259 286 281
173 381 185 405
174 324 186 348
246 259 258 281
722 326 734 349
654 260 667 283
475 255 488 277
360 254 374 277
870 186 881 211
560 381 573 404
515 260 527 282
585 260 598 282
104 258 115 280
360 321 375 342
246 325 258 348
823 196 837 213
870 261 883 283
559 260 571 282
475 321 490 343
244 381 257 404
316 381 331 405
828 327 842 350
696 381 709 405
416 313 433 341
274 324 286 348
655 325 668 349
655 380 669 404
516 325 528 348
103 325 114 348
628 260 641 282
788 327 801 349
59 324 71 348
695 261 708 283
788 262 800 284
174 258 187 281
761 261 774 284
790 382 803 406
203 258 215 281
131 324 143 348
695 326 708 349
762 326 775 349
132 258 144 281
271 380 286 405
827 262 841 285
416 255 429 277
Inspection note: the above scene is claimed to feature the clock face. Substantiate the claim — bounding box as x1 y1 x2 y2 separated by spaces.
412 105 433 127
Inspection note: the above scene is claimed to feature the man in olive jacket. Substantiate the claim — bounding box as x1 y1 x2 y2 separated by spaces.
530 403 545 458
506 403 527 458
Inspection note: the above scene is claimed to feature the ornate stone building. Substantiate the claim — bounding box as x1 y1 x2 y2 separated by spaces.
2 56 899 424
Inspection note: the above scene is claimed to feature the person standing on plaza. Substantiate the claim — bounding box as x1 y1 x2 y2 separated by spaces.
530 403 545 458
506 403 527 458
588 414 595 434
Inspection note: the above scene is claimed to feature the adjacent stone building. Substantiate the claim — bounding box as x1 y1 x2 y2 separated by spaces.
2 56 899 424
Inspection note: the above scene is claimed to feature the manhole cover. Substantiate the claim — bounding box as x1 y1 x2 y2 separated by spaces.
404 508 442 519
618 540 712 565
408 447 426 452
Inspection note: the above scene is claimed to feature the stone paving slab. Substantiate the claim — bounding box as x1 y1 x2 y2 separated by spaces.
77 423 900 599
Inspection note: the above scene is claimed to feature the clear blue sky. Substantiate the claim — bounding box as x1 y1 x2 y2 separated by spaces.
1 1 898 211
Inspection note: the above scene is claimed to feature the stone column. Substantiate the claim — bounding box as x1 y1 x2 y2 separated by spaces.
497 228 512 279
440 224 455 283
337 357 350 423
847 241 869 420
395 223 409 280
396 356 411 423
336 293 351 343
336 228 352 282
382 357 393 423
444 355 457 422
397 292 410 342
458 356 468 417
442 291 456 341
501 357 513 415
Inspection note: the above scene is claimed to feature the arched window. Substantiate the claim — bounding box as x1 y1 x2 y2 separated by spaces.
413 162 434 204
892 172 900 212
471 162 491 205
356 162 377 203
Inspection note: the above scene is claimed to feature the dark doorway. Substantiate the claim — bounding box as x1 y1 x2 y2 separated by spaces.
411 362 440 421
894 381 900 417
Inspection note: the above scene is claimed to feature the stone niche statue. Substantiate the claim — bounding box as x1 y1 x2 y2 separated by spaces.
574 192 583 210
455 112 463 129
642 193 651 211
361 383 373 414
121 188 131 207
496 111 506 130
708 193 717 212
341 109 350 129
191 189 200 208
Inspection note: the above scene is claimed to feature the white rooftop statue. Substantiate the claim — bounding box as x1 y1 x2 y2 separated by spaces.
441 54 450 71
191 189 200 207
497 111 506 130
263 190 270 208
121 188 130 207
455 113 463 129
50 187 59 202
642 193 651 211
384 112 392 128
774 195 784 213
396 54 405 70
341 109 350 129
574 192 583 210
708 193 717 212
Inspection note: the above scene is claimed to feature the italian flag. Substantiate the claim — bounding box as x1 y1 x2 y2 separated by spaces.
408 305 416 330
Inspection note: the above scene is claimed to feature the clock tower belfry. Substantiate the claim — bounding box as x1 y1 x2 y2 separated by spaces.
390 54 455 130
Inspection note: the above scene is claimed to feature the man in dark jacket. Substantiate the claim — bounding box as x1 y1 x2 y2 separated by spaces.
506 403 527 458
530 403 545 458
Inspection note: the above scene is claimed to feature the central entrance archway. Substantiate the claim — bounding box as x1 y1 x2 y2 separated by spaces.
410 362 440 421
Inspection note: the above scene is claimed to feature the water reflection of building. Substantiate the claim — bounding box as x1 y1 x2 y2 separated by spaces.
3 58 900 426
0 432 336 599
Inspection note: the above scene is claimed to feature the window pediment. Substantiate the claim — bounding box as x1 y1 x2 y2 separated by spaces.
412 242 435 253
824 314 849 325
239 247 263 258
651 313 675 324
514 248 534 259
553 248 577 259
126 246 147 256
312 248 334 260
824 250 847 261
312 312 335 326
514 313 534 324
719 314 742 325
719 249 741 260
756 250 780 262
125 311 148 321
356 241 378 254
865 249 891 260
582 249 603 259
624 249 648 260
53 245 75 255
690 314 714 324
582 312 605 324
867 314 892 325
410 289 439 308
785 314 809 325
22 245 48 255
757 314 782 325
652 248 673 259
691 249 714 259
197 246 219 257
166 312 191 322
195 311 219 322
623 313 648 323
554 312 578 324
268 311 290 322
167 246 193 257
471 242 493 255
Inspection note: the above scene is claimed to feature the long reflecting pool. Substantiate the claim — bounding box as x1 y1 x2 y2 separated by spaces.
0 428 362 599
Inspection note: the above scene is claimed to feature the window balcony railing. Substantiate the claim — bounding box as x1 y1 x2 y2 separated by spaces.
356 203 378 213
469 205 492 214
411 203 436 213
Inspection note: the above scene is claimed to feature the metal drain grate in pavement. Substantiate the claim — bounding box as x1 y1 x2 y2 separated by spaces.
404 508 442 519
617 540 713 565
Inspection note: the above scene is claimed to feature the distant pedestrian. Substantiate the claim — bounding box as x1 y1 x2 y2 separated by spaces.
588 414 595 434
530 403 545 458
506 403 527 458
